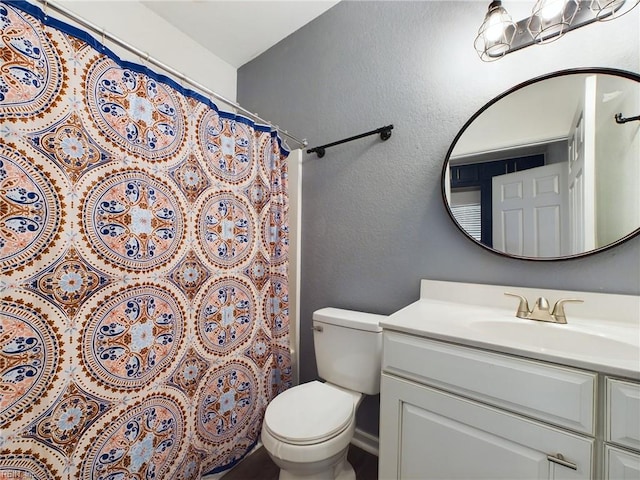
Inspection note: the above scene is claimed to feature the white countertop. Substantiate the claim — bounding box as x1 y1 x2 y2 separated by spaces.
381 280 640 380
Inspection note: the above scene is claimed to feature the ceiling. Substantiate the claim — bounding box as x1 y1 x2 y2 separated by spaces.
142 1 340 68
452 74 584 157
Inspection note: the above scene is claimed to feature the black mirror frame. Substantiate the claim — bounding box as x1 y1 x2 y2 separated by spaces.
441 67 640 261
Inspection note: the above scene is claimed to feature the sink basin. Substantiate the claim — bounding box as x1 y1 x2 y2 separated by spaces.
470 320 640 359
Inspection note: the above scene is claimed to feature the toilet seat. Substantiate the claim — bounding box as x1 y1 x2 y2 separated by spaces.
263 381 355 445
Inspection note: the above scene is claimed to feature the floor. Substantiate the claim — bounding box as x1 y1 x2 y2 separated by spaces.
222 444 379 480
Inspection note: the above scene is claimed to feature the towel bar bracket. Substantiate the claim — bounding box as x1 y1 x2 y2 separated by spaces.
615 113 640 124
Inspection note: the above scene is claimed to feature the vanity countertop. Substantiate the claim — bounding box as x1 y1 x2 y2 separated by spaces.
381 280 640 380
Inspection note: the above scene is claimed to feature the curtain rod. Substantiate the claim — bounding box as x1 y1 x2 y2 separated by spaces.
35 0 308 149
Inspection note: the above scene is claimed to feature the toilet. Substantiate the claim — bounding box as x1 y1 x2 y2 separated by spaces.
261 307 384 480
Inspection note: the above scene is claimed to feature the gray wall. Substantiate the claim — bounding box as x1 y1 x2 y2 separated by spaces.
238 1 640 437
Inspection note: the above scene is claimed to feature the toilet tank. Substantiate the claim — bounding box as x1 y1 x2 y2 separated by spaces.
312 307 385 395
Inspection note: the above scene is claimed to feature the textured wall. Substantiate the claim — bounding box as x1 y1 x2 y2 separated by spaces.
237 1 640 436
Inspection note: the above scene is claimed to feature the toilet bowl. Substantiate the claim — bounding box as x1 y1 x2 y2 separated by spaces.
261 308 385 480
261 381 361 480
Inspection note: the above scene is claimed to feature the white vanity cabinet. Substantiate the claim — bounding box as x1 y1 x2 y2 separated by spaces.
379 331 597 479
377 280 640 480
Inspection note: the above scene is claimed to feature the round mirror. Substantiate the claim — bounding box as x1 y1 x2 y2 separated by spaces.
442 68 640 260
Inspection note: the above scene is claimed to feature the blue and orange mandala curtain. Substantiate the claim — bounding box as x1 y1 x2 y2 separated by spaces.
0 1 291 478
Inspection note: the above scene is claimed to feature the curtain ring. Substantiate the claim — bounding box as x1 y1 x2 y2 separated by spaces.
140 51 150 66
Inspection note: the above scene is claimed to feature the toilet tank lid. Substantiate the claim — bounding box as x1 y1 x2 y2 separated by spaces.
313 307 384 332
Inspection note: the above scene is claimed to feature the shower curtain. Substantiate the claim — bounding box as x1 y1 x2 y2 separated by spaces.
0 1 291 478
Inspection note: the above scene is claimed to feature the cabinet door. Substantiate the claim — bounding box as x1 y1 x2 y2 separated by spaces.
380 374 593 480
605 446 640 480
607 378 640 451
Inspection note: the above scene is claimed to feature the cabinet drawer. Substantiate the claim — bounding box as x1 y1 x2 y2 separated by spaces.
607 378 640 451
382 331 596 434
605 445 640 479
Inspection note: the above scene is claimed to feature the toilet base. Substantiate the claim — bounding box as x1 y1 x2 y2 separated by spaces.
276 448 355 480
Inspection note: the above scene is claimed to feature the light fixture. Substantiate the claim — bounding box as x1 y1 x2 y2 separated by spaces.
590 0 640 19
474 1 517 61
527 0 579 42
475 0 640 61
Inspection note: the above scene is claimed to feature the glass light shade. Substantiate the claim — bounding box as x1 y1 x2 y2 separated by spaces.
474 1 517 61
527 0 579 43
590 0 640 19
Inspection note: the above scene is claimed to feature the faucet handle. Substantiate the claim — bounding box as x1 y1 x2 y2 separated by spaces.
551 299 583 324
505 293 531 318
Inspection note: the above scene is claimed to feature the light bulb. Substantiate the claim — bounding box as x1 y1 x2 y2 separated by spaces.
485 12 507 41
475 1 516 61
539 0 567 19
527 0 578 42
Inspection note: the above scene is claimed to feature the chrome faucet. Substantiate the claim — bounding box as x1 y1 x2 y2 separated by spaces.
505 293 583 324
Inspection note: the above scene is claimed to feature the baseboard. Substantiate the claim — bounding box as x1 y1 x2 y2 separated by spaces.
350 427 379 457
